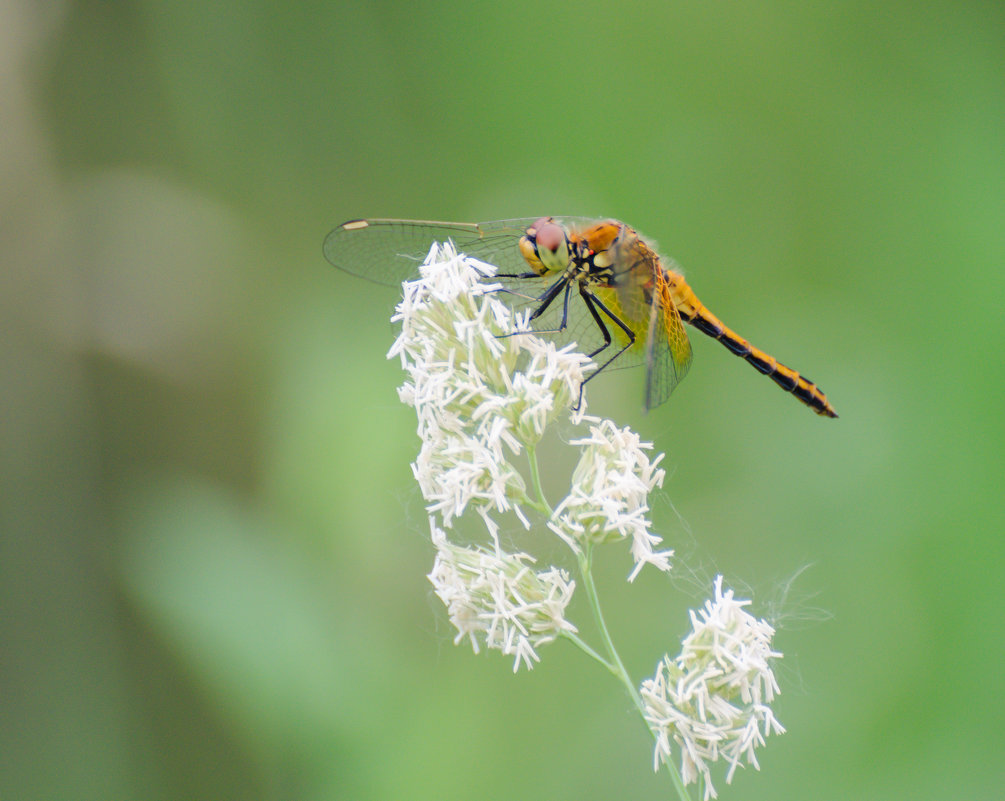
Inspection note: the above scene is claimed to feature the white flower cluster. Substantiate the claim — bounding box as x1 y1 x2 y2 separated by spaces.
550 418 672 581
389 244 592 669
641 576 785 799
387 243 789 792
391 243 677 674
427 524 577 672
388 244 594 529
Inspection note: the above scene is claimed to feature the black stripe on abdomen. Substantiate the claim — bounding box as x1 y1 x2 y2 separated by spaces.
744 351 774 374
689 314 752 357
769 371 797 391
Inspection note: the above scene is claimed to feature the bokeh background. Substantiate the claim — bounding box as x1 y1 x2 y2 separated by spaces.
4 1 1004 799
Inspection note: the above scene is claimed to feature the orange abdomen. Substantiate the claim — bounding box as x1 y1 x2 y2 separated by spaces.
666 272 838 418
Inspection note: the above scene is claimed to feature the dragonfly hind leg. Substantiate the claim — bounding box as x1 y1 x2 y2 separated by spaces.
574 287 636 410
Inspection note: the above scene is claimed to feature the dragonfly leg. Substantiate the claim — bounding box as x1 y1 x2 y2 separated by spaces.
488 270 551 301
530 275 572 323
495 275 571 339
574 287 636 410
577 289 612 358
496 271 544 279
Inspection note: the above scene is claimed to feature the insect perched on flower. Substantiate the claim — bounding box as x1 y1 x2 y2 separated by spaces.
325 216 837 416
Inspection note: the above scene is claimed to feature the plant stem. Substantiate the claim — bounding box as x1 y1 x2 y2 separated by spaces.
577 543 693 801
526 444 552 515
531 444 691 799
577 544 645 714
562 631 618 674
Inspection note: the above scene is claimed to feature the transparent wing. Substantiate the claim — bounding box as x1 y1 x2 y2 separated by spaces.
600 230 692 409
644 269 693 409
322 216 616 356
323 218 542 285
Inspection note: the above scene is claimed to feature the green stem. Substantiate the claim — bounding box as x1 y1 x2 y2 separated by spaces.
531 443 691 798
577 542 693 801
515 493 551 517
525 444 552 515
577 544 645 714
561 631 618 674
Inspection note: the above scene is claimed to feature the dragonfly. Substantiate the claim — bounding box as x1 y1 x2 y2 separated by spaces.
323 217 837 418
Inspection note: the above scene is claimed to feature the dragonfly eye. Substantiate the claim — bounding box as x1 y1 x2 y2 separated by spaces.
527 217 570 274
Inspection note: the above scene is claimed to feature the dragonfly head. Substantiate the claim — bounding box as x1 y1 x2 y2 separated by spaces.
519 217 572 276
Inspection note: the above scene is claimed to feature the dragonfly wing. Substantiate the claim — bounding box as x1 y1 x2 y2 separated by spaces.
643 269 693 409
323 218 541 285
322 215 620 365
606 232 692 409
323 217 605 285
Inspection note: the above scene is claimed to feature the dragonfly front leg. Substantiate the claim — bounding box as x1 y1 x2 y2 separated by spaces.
530 275 573 327
495 270 545 280
495 275 571 339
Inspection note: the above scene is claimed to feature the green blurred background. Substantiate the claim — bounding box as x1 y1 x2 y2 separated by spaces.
4 1 1003 798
